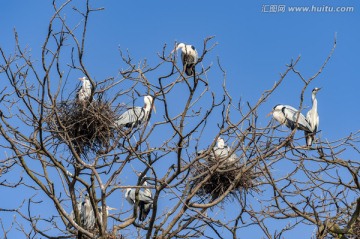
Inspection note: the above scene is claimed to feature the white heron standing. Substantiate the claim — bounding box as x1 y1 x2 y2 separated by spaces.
77 76 92 102
125 183 153 221
172 43 198 76
305 87 321 146
114 95 156 129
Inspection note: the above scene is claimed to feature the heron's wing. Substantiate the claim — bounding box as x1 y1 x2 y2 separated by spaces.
143 188 152 198
306 110 311 121
138 190 153 203
283 107 311 132
127 189 153 204
283 105 298 112
115 107 144 127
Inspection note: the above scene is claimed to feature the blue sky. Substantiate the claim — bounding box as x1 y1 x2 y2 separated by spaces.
0 0 359 238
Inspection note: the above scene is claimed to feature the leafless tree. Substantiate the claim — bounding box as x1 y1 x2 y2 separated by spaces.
0 1 359 239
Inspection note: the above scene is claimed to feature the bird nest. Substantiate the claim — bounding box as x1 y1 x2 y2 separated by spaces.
190 160 257 202
78 231 125 239
46 100 118 156
351 219 360 238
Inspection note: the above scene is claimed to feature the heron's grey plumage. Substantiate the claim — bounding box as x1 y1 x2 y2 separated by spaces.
125 188 153 205
115 107 145 128
96 205 117 226
125 180 153 221
140 181 152 221
68 195 95 229
271 104 312 132
305 88 321 146
114 95 155 129
174 43 198 76
68 195 115 230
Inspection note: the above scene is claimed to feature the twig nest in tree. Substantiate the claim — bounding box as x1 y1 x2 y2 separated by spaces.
74 231 125 239
352 219 360 238
46 100 119 157
190 159 258 202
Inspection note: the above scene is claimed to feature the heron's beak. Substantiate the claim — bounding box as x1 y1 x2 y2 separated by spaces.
266 111 273 117
152 105 156 113
108 207 117 211
78 77 83 81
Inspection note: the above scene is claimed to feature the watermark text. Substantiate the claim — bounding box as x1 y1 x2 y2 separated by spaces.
261 4 354 13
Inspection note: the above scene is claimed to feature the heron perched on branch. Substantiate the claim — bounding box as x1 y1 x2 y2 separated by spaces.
68 194 116 230
114 95 156 129
125 179 153 221
305 87 321 146
76 76 92 102
269 104 312 132
269 104 313 145
171 43 198 76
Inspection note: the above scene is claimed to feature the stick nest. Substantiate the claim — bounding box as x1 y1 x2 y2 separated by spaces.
352 219 360 238
79 231 125 239
190 159 257 202
46 100 118 156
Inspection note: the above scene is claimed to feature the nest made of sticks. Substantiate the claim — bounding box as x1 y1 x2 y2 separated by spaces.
190 159 257 202
46 99 118 156
351 219 360 238
79 231 125 239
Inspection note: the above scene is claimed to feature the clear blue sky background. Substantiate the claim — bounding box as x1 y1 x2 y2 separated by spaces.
1 1 359 238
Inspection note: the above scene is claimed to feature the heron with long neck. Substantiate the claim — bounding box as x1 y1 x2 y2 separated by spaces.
269 104 313 146
68 194 116 230
269 104 312 132
125 176 153 221
172 43 198 76
114 95 156 128
306 87 321 146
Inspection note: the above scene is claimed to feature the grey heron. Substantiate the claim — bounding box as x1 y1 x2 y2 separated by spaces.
172 43 198 76
77 76 92 102
125 183 153 221
305 87 321 146
114 95 156 129
269 104 312 133
140 180 152 221
68 195 94 229
69 195 116 230
95 205 117 227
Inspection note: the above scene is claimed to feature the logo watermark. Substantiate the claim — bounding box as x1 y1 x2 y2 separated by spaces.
261 4 354 13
